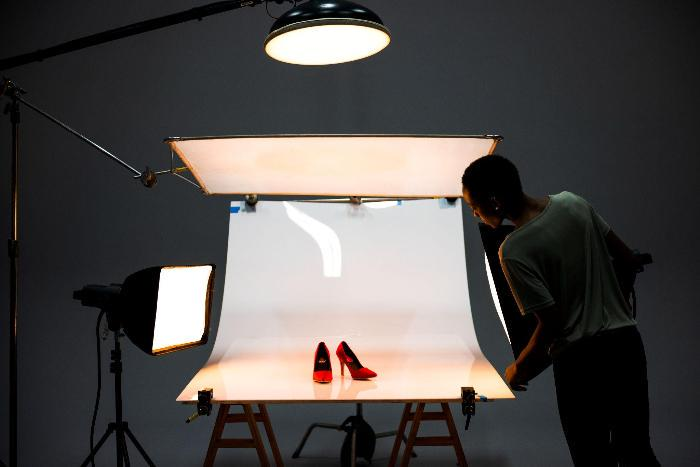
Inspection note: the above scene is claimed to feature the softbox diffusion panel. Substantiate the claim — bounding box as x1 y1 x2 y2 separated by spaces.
479 223 537 358
166 134 500 197
178 200 513 403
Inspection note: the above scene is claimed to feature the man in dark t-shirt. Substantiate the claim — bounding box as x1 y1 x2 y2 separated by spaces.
462 155 659 466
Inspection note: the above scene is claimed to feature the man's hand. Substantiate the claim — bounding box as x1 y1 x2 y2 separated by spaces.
504 305 558 392
505 362 529 391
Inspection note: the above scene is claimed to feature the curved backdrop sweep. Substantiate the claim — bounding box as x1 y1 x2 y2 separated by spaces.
178 199 513 403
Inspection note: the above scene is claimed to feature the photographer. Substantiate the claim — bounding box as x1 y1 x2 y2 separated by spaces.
462 155 659 466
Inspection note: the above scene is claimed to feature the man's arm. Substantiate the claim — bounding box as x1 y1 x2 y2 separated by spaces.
505 304 560 390
605 229 649 303
606 230 637 267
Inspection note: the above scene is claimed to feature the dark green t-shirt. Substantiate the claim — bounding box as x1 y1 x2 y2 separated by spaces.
499 191 636 355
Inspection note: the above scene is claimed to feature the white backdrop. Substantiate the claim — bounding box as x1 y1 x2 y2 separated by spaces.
178 199 513 403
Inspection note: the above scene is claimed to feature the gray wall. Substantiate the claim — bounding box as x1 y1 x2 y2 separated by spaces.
1 1 698 465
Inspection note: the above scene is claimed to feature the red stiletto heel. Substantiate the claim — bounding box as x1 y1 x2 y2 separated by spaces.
336 341 377 380
313 342 333 383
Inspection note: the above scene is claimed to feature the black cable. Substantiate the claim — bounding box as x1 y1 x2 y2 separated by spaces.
89 310 106 467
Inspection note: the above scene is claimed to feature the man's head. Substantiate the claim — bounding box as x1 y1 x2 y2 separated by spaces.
461 154 524 228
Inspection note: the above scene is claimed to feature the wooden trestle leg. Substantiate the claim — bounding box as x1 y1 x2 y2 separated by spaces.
203 403 284 467
388 402 468 467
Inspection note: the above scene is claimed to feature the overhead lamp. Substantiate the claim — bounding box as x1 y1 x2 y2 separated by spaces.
265 0 391 65
74 264 216 355
0 1 391 71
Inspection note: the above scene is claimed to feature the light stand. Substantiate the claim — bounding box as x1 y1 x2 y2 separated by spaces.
80 310 155 467
5 78 20 467
72 265 214 466
0 78 164 467
0 1 267 71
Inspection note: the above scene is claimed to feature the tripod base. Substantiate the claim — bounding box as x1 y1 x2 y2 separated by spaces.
292 403 416 467
78 328 155 466
80 421 155 467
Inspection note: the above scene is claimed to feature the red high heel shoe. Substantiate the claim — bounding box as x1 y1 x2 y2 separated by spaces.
336 341 377 379
313 342 333 383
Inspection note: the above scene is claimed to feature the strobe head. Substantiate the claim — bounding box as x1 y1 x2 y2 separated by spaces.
73 284 123 311
73 265 215 355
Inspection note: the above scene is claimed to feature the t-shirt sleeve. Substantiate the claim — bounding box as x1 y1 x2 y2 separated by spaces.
500 257 555 315
577 193 610 235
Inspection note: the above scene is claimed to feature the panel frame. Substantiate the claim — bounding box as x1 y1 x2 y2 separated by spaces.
165 134 503 197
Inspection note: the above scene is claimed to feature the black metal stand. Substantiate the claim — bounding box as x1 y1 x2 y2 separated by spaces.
292 403 416 467
0 1 266 71
0 5 287 466
2 80 21 467
0 78 157 467
80 331 155 467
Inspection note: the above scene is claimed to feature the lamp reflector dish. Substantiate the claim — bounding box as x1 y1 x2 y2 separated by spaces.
265 21 390 65
152 265 213 354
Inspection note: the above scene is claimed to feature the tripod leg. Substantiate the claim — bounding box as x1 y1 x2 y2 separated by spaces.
80 424 116 467
204 404 229 467
292 423 342 458
244 404 270 467
404 434 418 458
124 426 156 467
401 403 425 467
350 427 357 467
441 403 468 467
258 404 284 466
376 430 417 458
389 404 411 467
121 433 131 467
118 426 129 467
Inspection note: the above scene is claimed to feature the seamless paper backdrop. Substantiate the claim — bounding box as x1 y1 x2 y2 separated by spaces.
179 199 513 403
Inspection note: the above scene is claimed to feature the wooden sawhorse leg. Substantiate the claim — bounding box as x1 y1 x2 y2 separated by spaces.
388 402 468 467
203 403 284 467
